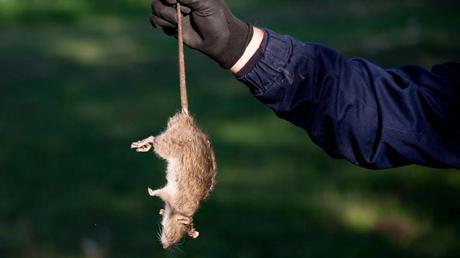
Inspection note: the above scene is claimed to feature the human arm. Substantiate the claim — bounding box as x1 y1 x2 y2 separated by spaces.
237 29 460 169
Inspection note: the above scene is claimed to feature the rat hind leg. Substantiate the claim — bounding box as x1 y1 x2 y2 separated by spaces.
131 136 155 152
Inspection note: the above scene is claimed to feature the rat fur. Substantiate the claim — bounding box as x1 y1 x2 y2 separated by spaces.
131 111 217 249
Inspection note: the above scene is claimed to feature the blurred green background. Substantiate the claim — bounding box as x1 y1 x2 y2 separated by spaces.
1 0 459 257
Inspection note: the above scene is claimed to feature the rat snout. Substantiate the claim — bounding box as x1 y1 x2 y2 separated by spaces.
160 235 170 249
162 242 170 249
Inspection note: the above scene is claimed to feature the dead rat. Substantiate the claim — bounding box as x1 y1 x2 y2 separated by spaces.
131 111 217 249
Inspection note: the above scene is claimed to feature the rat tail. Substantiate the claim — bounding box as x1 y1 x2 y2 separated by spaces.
177 3 189 115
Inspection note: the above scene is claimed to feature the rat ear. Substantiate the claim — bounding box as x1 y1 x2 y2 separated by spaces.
188 228 199 239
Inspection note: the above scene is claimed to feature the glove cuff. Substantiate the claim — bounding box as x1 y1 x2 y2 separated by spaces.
218 20 254 69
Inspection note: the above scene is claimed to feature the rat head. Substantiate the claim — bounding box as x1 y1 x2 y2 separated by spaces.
159 207 199 249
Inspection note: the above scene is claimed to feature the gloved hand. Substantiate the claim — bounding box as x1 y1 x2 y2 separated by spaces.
150 0 253 69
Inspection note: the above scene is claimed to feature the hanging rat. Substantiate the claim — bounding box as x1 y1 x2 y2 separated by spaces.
131 111 216 249
130 3 217 249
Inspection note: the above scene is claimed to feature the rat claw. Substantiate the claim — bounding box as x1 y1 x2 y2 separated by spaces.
148 187 155 196
159 209 165 215
136 145 152 152
131 141 143 148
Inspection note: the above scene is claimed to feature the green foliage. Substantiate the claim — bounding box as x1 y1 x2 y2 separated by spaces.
1 1 459 258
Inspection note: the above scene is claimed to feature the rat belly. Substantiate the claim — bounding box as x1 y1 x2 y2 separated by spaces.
164 158 180 196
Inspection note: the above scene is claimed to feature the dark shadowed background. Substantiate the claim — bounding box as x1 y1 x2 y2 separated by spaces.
1 0 459 257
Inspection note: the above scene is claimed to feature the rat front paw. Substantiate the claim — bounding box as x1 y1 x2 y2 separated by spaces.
176 215 192 225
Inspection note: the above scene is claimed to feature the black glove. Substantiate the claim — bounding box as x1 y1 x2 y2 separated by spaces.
150 0 253 69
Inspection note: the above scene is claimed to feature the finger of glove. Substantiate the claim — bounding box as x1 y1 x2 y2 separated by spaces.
152 0 177 24
181 14 204 49
161 0 191 14
179 5 191 14
177 0 209 10
150 15 176 29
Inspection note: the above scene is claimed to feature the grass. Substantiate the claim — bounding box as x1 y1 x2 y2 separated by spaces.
1 0 459 258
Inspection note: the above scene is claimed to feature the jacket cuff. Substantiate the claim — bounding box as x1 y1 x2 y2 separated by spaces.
236 29 293 94
234 30 268 77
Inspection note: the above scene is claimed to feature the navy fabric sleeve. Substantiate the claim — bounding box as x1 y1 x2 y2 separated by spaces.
237 29 460 169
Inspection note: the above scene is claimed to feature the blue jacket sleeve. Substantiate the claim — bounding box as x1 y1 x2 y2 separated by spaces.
237 29 460 169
